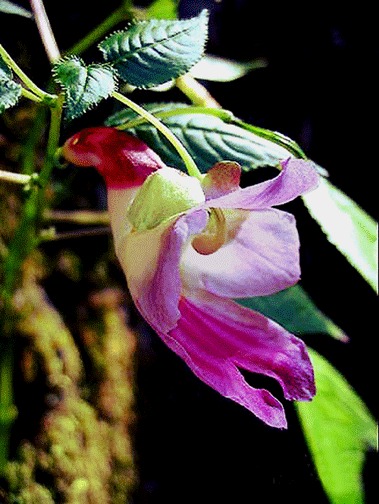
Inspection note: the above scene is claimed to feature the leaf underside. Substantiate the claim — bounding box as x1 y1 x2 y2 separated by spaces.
53 58 116 119
302 178 378 292
98 10 208 88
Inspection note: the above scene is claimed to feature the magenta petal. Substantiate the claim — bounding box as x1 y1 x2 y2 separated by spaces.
159 293 315 429
181 207 301 297
207 158 320 210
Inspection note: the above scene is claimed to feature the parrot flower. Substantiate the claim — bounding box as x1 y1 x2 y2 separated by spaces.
63 126 319 429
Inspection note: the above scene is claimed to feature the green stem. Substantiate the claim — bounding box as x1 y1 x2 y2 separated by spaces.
0 44 57 104
38 94 64 188
21 87 42 103
118 105 234 130
112 91 202 180
66 3 132 56
0 338 17 474
232 117 308 160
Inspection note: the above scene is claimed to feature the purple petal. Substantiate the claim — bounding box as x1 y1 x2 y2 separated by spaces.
181 207 301 298
159 293 315 428
207 158 320 210
116 208 208 334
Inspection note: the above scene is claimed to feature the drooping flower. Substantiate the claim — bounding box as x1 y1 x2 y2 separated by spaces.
63 126 319 429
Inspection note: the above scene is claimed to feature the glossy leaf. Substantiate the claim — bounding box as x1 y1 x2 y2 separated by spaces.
236 284 348 341
53 58 116 119
106 104 291 172
98 10 208 88
302 178 378 292
296 349 377 504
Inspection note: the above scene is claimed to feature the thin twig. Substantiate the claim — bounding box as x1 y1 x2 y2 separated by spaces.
44 209 110 226
29 0 60 64
0 169 32 185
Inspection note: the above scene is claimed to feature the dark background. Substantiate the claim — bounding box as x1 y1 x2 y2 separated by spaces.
1 1 377 503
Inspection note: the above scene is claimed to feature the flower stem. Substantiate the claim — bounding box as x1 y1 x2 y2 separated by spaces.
176 74 221 108
112 91 203 180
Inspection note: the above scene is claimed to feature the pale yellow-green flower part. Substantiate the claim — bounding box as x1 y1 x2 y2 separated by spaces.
127 167 205 231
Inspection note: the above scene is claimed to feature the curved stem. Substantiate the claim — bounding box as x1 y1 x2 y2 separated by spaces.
117 105 234 130
0 44 57 103
21 87 42 103
176 74 221 108
112 91 203 180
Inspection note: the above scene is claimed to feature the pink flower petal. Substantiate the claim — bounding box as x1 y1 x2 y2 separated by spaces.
181 207 301 297
116 208 209 333
159 293 315 428
207 158 320 210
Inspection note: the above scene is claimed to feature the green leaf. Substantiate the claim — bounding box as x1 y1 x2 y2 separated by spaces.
0 53 12 80
0 54 22 113
295 349 377 504
302 178 378 292
0 0 32 18
236 284 348 341
0 78 22 113
98 10 208 88
53 57 116 120
106 104 291 172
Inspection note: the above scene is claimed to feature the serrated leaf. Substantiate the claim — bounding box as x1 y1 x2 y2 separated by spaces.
106 104 291 172
302 178 378 292
0 78 22 113
295 349 377 504
0 54 22 113
98 10 208 88
53 58 116 119
236 284 348 341
0 53 12 80
0 0 32 18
